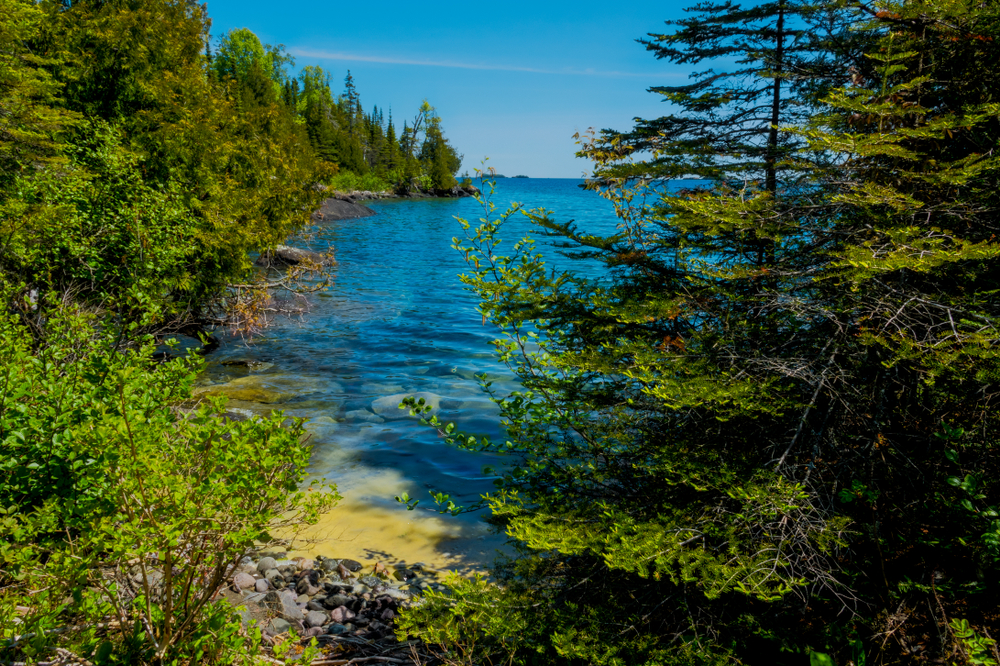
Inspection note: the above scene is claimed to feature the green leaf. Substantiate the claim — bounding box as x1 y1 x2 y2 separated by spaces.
810 652 836 666
95 640 114 664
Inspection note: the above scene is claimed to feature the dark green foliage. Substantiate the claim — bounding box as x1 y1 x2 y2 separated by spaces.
0 3 342 664
1 0 329 336
396 2 1000 665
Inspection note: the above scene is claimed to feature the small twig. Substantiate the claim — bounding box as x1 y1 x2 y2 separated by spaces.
981 627 1000 663
310 658 410 666
3 623 119 649
256 656 285 666
55 648 95 666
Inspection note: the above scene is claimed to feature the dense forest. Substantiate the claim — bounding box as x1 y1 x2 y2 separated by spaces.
396 0 1000 665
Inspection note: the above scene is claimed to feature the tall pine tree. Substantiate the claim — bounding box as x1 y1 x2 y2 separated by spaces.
397 1 1000 664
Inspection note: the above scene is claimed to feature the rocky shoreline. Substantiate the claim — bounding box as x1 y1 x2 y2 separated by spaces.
305 186 482 225
220 550 441 653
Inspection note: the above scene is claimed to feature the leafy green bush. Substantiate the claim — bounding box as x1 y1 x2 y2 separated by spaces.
0 302 338 665
327 170 392 193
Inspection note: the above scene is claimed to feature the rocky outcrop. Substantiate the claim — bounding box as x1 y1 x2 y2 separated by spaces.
255 245 334 268
310 197 376 222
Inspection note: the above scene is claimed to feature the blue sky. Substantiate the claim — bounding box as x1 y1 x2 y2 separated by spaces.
205 1 693 178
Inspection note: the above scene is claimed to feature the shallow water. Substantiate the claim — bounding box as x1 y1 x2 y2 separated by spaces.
200 178 625 573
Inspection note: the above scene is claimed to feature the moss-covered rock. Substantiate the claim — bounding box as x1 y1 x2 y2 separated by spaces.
191 384 293 404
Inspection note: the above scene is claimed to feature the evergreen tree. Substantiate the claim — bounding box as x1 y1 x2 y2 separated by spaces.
384 112 399 175
343 69 359 131
417 102 459 191
612 0 859 187
398 1 1000 664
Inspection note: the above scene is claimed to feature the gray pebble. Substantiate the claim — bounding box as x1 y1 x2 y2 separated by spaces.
265 618 291 636
257 557 277 574
326 623 348 635
330 606 356 623
381 587 411 601
255 579 269 593
305 610 329 628
232 573 255 590
258 550 287 560
323 594 353 609
262 591 304 622
297 577 321 596
339 559 363 572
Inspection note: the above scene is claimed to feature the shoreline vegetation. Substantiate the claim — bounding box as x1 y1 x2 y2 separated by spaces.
0 0 470 663
4 0 1000 665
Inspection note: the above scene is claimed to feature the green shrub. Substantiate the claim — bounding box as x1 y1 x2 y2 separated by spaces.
327 170 392 193
0 302 338 665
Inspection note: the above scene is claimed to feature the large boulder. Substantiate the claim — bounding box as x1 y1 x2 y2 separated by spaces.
256 245 333 268
311 197 376 222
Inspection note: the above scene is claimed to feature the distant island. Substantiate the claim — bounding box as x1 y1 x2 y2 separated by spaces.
513 175 529 178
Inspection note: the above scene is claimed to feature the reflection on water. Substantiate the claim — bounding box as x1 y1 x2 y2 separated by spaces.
200 179 622 572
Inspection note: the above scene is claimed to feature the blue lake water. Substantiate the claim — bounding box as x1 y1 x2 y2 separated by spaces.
200 178 626 571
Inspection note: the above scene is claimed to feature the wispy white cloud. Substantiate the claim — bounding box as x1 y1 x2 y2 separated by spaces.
288 47 663 77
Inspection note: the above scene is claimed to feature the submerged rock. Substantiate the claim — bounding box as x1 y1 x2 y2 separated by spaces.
343 409 385 424
191 383 292 404
191 373 323 406
370 392 442 419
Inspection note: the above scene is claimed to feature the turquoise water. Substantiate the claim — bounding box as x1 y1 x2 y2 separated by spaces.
200 178 624 570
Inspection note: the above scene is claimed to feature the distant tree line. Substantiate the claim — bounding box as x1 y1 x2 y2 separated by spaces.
213 28 463 194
